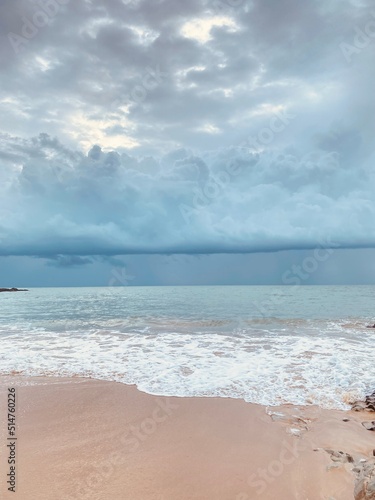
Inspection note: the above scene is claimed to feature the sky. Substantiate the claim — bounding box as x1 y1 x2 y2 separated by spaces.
1 0 375 286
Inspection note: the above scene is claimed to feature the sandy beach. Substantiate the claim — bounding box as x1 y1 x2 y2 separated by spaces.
0 377 374 500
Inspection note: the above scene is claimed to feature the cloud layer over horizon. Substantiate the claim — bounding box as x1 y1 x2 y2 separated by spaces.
0 0 375 262
1 133 375 257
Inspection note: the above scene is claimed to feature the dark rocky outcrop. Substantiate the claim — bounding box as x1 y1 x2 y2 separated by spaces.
0 288 28 292
354 459 375 500
352 391 375 412
324 449 375 499
349 391 375 498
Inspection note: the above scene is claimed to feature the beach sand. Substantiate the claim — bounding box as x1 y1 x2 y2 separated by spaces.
0 376 374 500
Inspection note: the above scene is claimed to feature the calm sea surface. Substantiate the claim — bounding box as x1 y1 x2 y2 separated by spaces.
0 285 374 409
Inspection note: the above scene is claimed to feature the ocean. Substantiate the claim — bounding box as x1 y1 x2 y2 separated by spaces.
0 285 374 409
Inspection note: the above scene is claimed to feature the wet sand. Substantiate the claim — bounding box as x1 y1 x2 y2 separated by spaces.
0 376 374 500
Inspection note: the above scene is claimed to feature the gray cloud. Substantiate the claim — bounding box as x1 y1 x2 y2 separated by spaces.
0 134 374 258
0 0 373 155
0 0 374 268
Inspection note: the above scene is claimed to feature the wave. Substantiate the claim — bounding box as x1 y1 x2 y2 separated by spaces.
0 323 373 410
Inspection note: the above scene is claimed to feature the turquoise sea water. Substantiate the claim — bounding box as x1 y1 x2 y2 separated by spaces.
0 285 374 409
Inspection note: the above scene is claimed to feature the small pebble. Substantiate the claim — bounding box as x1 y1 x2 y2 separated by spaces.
362 421 375 431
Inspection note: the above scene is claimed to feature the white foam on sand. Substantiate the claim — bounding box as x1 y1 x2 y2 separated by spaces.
0 321 373 409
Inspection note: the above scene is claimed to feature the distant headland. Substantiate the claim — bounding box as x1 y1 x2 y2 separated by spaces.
0 288 29 292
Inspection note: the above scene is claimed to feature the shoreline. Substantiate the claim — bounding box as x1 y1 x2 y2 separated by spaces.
0 376 374 499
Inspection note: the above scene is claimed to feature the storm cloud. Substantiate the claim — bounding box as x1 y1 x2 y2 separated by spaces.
0 0 375 269
0 133 375 257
